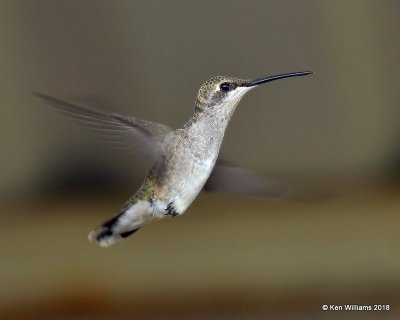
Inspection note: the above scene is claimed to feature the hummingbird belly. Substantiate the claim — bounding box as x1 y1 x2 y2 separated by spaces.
156 154 217 214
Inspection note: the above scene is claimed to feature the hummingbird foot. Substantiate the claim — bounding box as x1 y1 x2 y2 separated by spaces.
165 201 179 217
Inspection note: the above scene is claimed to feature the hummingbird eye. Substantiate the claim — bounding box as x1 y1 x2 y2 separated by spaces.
219 82 232 92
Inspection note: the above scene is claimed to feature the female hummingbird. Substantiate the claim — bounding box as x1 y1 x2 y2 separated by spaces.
37 71 312 247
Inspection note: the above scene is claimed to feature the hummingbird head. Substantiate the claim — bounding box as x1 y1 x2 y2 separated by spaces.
194 71 312 117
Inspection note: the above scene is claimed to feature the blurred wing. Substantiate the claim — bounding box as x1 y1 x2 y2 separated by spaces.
204 161 290 198
35 93 174 160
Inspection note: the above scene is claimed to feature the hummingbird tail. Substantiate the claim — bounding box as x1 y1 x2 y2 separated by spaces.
88 209 141 247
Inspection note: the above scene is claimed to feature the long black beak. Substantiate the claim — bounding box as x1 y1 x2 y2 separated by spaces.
245 71 313 87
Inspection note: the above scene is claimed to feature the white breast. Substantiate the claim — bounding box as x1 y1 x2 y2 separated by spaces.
171 156 216 213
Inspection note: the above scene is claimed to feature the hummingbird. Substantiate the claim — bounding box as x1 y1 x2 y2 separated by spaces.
36 71 312 247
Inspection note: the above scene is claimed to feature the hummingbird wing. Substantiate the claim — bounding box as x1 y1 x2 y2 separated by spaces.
35 93 173 160
204 161 290 198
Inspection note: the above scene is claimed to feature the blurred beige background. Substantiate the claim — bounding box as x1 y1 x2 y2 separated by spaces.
1 0 400 319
